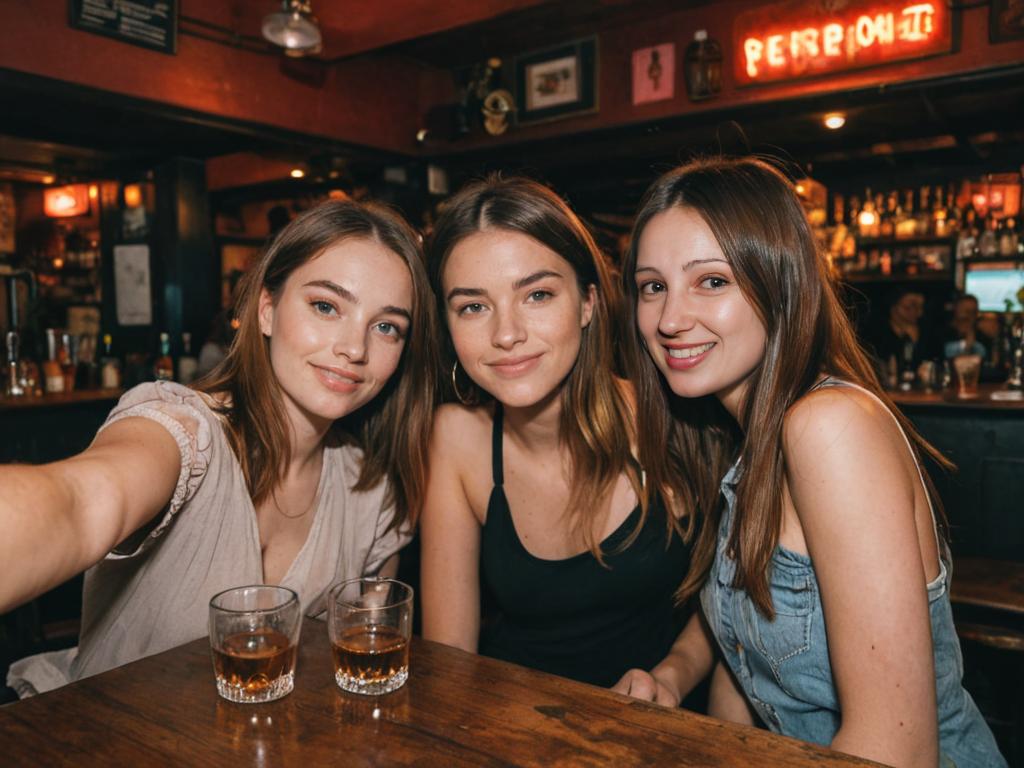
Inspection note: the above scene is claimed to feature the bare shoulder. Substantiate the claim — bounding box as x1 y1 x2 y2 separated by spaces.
782 384 914 513
784 384 900 459
429 403 495 474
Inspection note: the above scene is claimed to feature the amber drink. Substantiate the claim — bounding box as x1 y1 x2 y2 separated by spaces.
328 578 413 695
209 586 301 703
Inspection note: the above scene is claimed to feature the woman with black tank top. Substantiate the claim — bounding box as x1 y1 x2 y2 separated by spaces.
420 176 695 688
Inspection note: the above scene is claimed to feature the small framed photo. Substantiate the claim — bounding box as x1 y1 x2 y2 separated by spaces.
632 43 675 105
515 37 597 124
990 0 1024 42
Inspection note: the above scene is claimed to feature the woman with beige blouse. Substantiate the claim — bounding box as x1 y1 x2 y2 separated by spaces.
2 199 437 696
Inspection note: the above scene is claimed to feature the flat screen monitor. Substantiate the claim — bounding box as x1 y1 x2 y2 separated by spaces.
964 266 1024 312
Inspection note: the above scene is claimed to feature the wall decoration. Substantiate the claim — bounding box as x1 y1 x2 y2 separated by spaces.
113 244 152 326
632 43 675 105
734 0 953 86
515 37 597 124
68 0 178 55
991 0 1024 42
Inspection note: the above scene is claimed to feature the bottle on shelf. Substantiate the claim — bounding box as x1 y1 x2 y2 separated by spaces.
879 191 897 239
915 186 932 236
60 332 77 393
100 333 122 390
178 332 198 385
154 332 174 382
998 216 1018 258
932 185 949 238
978 215 999 258
857 189 878 239
5 331 25 397
43 328 65 394
896 189 916 239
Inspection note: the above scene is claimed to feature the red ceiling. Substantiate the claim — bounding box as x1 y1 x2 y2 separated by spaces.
186 0 554 59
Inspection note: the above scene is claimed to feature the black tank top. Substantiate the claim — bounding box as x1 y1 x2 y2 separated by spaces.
478 405 691 687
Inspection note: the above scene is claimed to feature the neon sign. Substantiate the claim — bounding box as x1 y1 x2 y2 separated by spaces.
734 0 953 86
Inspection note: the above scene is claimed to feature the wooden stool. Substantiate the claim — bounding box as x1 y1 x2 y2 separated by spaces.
950 557 1024 766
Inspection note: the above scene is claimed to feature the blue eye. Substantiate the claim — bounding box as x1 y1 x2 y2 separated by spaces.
311 300 337 315
527 289 553 302
375 321 405 339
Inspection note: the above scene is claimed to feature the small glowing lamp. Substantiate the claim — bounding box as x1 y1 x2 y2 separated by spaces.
823 112 846 130
123 183 143 208
290 168 306 179
43 184 90 217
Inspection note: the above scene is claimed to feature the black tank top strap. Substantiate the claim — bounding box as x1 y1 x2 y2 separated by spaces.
491 403 504 487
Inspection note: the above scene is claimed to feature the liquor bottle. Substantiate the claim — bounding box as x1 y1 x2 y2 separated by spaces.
932 185 949 238
879 191 897 238
916 186 932 236
895 189 915 239
857 189 878 239
154 332 174 381
946 183 962 236
5 331 25 397
178 332 198 385
978 215 999 258
998 217 1018 258
100 333 122 390
43 328 65 394
60 332 76 393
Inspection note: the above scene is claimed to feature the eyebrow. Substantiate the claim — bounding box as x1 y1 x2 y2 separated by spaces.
634 258 728 275
305 280 411 321
446 269 564 302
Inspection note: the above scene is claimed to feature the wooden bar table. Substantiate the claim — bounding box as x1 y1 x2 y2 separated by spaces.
0 619 881 766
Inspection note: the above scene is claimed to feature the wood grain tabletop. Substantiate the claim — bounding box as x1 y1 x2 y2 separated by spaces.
0 618 883 766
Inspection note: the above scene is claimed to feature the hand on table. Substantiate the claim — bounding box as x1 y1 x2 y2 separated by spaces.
612 668 680 707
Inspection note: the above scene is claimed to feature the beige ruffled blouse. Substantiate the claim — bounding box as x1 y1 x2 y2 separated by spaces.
8 381 410 696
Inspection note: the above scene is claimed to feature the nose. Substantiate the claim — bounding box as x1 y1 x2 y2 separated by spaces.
490 306 527 350
332 320 368 363
657 289 696 337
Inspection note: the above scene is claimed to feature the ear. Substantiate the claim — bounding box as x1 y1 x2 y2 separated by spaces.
580 283 597 329
258 287 274 337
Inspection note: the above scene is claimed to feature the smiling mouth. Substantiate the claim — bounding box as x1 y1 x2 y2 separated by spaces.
666 342 715 359
487 353 543 376
312 364 363 392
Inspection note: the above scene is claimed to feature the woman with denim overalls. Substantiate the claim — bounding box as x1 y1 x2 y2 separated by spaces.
611 157 1004 767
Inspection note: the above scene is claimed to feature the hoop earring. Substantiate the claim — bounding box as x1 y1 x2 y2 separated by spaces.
451 360 476 406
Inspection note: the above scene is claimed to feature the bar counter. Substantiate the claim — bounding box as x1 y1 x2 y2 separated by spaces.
0 388 124 411
889 384 1024 562
0 389 122 465
0 618 880 766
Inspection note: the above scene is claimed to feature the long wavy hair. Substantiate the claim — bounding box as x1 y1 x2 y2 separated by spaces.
621 157 952 616
197 199 438 528
428 175 685 555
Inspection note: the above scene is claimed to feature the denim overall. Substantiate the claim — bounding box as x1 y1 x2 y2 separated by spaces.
700 380 1005 767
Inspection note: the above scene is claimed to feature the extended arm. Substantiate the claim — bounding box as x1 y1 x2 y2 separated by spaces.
419 407 483 653
784 388 939 767
0 417 181 613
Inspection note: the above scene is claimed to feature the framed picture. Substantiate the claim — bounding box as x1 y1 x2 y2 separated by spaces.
632 43 675 105
515 37 597 124
990 0 1024 42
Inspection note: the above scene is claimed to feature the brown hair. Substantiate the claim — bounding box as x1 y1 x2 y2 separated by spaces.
428 175 682 555
621 156 952 616
197 199 438 528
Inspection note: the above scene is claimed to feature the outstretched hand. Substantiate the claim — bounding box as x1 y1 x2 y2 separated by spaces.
611 668 680 707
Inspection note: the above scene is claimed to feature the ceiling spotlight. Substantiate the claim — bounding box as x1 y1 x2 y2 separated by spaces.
290 168 306 179
823 112 846 130
262 1 322 56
